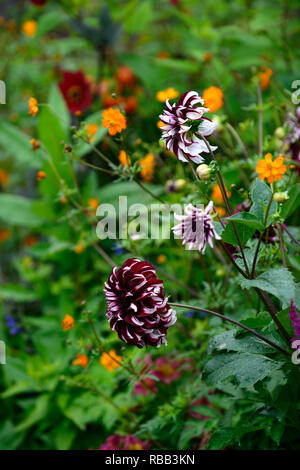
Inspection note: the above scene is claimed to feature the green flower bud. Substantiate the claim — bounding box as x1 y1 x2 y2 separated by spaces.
275 127 285 140
273 191 289 203
196 164 212 181
175 179 186 190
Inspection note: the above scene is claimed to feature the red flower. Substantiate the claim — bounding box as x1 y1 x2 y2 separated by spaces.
31 0 47 5
99 434 150 450
58 71 92 114
104 258 177 348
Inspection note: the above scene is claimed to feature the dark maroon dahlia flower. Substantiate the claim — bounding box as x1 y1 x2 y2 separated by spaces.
104 258 176 348
58 70 92 114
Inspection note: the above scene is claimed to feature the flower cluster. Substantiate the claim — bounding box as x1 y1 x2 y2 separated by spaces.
172 201 221 253
104 258 176 348
159 90 217 163
99 434 150 450
134 354 188 395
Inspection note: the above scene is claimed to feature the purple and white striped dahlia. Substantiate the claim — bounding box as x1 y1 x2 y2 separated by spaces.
172 201 221 253
104 258 176 348
159 90 217 163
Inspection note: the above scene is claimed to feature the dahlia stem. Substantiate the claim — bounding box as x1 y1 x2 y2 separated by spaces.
281 224 300 248
225 122 249 161
256 80 263 156
168 302 290 356
201 136 250 277
276 223 288 268
251 190 274 278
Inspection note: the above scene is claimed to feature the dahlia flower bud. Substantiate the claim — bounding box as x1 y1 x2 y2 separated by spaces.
273 191 289 203
196 163 212 181
104 258 177 348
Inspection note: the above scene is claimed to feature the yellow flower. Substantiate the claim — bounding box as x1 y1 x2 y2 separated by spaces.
256 153 287 183
62 314 74 331
258 67 273 90
85 123 98 142
22 20 37 37
102 108 127 136
28 97 38 116
74 244 85 254
156 87 179 102
72 353 88 368
87 198 99 213
138 153 155 182
0 229 11 243
211 184 231 204
202 86 223 112
100 350 122 371
128 444 143 450
157 254 166 264
30 138 40 151
0 169 9 186
118 150 131 167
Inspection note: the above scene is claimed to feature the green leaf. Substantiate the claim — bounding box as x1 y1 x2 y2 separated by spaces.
0 122 41 168
48 84 71 137
250 178 277 224
15 394 50 433
221 220 255 246
240 268 295 308
0 194 45 228
280 184 300 220
36 10 68 38
203 352 281 388
226 212 265 231
0 284 39 302
207 330 274 355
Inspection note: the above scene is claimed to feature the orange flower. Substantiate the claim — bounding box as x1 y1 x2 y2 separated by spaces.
100 349 122 371
156 87 179 102
37 170 46 181
157 120 166 129
118 150 131 167
72 353 88 368
258 67 273 90
87 198 99 213
28 97 38 116
203 52 213 63
138 153 155 182
24 235 38 247
0 229 10 243
0 169 9 186
85 123 98 142
256 153 287 183
22 20 37 37
202 86 223 112
62 314 74 331
157 254 166 264
211 184 231 204
102 108 126 136
215 206 226 218
30 138 40 151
